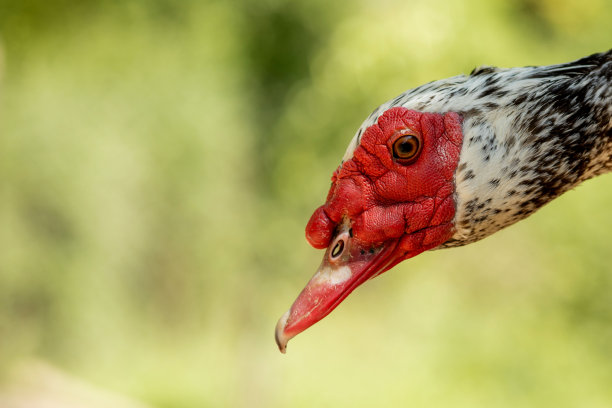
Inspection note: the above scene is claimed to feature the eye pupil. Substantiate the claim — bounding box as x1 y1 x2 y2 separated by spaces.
398 140 415 154
392 134 422 162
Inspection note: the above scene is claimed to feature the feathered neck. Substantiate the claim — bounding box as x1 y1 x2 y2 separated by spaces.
449 50 611 246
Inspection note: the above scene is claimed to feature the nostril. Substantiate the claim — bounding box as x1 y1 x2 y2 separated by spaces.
330 239 345 259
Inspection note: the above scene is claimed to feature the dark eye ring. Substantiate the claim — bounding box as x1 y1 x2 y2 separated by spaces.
392 133 422 163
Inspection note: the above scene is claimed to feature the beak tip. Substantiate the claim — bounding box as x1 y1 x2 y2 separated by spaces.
275 311 291 354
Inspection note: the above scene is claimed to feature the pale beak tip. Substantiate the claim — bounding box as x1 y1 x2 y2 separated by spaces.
275 310 291 354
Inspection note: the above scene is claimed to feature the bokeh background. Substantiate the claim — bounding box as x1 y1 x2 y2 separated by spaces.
0 0 611 407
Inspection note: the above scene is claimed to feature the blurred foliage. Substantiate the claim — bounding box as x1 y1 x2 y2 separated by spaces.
0 0 611 407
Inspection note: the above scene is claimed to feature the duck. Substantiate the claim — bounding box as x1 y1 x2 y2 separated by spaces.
276 49 611 353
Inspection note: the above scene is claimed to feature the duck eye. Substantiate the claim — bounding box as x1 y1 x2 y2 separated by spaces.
392 134 422 163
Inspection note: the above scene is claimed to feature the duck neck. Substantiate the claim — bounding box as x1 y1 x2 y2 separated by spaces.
448 53 611 247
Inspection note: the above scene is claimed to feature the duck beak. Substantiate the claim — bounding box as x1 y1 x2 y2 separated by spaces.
275 224 401 353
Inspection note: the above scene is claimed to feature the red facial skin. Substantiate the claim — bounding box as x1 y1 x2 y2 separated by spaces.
275 108 463 352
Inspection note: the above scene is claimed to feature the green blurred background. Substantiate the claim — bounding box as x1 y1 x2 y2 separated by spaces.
0 0 611 407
